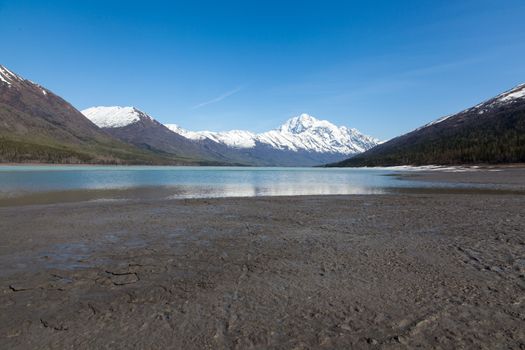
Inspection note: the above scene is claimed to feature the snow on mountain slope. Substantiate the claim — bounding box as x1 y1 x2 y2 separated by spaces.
473 83 525 114
497 83 525 102
0 64 51 96
259 114 377 153
82 106 153 128
167 125 257 148
0 65 22 86
167 113 378 155
84 105 378 156
422 83 525 128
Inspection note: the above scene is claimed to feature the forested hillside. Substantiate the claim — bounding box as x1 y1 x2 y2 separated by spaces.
330 84 525 167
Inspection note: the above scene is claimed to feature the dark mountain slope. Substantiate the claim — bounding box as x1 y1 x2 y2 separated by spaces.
330 84 525 167
82 106 382 166
82 106 241 165
0 65 210 164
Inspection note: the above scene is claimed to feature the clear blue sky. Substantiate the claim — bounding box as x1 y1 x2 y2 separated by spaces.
1 0 524 140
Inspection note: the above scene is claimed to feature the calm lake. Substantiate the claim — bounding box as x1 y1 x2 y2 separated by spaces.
0 165 452 204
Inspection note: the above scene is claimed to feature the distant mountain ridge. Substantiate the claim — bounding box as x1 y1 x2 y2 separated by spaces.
82 106 237 165
83 107 379 166
0 64 238 165
12 63 522 168
1 63 378 166
82 106 153 128
166 113 378 155
330 83 525 167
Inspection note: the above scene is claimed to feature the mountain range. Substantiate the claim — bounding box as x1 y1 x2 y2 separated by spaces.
83 106 379 166
330 83 525 167
0 64 377 166
166 114 377 155
0 65 186 165
2 63 524 167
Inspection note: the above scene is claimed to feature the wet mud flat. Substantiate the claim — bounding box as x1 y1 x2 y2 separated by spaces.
397 165 525 190
1 189 525 348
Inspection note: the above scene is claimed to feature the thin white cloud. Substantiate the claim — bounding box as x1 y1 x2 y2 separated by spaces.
191 86 243 110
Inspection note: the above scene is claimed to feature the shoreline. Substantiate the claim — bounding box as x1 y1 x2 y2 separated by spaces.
395 166 525 188
1 185 525 208
0 166 524 208
1 169 524 348
2 162 525 168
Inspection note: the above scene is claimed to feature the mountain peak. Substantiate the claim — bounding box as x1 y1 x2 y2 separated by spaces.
280 113 325 134
0 64 24 86
82 106 153 128
421 82 525 129
297 113 317 121
335 81 525 167
495 83 525 103
168 112 379 155
460 82 525 116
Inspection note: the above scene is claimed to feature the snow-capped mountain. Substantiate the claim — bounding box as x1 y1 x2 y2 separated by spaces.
465 83 525 114
333 82 525 167
0 64 176 164
0 65 23 87
420 83 525 129
81 106 237 164
82 106 154 128
166 113 379 155
82 106 379 166
0 65 51 96
168 126 258 148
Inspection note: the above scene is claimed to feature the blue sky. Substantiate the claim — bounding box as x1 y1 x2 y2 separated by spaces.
1 0 524 140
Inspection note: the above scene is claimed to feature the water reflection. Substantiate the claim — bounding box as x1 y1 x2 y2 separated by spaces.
165 182 387 199
0 166 448 204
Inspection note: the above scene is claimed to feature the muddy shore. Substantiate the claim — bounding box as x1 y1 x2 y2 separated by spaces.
1 170 524 349
398 165 525 189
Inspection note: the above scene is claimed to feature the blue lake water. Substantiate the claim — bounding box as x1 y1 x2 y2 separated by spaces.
0 165 445 200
